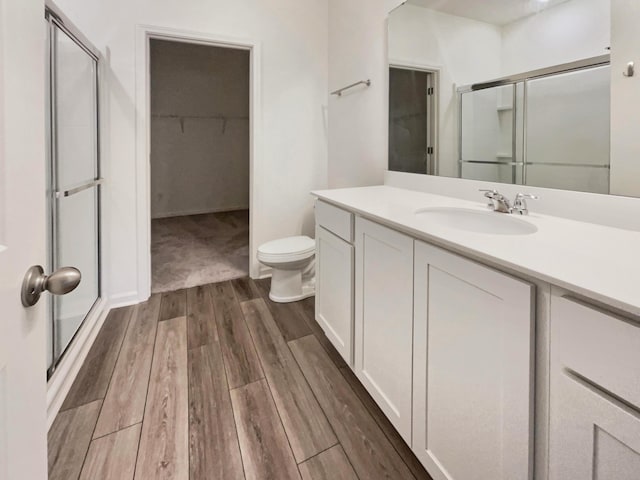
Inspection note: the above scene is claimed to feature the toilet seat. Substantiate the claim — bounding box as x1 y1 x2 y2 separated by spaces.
257 236 315 264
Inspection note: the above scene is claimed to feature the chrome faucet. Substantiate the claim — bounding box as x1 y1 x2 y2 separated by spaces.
512 193 539 215
480 189 538 215
480 189 511 213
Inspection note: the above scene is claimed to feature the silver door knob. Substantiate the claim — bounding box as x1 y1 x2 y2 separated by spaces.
21 265 81 307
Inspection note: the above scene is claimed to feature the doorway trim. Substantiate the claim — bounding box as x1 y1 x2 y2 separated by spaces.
135 25 261 300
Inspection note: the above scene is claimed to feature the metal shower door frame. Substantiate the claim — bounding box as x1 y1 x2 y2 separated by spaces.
45 3 102 378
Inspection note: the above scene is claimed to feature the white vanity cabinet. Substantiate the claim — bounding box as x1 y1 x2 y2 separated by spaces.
354 217 414 444
549 295 640 480
315 201 355 365
312 185 640 480
413 241 535 480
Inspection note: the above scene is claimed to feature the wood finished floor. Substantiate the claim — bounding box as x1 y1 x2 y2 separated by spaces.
49 278 433 480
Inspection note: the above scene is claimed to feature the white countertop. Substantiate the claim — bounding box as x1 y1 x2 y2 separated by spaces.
312 185 640 316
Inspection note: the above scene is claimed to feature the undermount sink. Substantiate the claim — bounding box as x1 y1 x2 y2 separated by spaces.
414 207 538 235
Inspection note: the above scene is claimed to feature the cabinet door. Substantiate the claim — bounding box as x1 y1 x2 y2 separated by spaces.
354 217 414 443
315 225 354 364
413 241 535 480
551 295 640 410
549 372 640 480
549 294 640 479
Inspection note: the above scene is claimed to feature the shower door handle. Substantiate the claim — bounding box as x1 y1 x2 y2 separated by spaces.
21 265 81 307
56 178 104 198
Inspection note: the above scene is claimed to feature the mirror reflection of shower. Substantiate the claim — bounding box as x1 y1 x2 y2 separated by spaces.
388 0 612 194
458 60 610 194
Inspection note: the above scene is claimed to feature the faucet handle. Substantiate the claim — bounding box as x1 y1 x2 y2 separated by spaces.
515 193 539 200
480 189 512 212
514 193 539 203
513 193 539 215
479 188 498 198
479 189 498 209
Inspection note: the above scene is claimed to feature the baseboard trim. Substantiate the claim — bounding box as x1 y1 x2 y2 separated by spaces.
110 290 142 308
46 297 109 430
257 266 272 279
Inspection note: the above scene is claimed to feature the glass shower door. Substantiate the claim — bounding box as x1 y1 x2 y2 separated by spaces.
524 65 611 194
47 15 101 375
459 84 523 184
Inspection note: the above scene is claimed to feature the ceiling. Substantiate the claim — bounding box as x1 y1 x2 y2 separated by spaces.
405 0 572 26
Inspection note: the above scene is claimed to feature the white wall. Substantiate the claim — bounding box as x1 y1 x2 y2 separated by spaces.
150 40 250 218
501 0 610 75
388 5 502 178
327 0 399 188
54 0 329 301
388 5 502 85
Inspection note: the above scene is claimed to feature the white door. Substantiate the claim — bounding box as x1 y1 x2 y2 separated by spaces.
354 217 414 444
315 225 354 365
413 241 534 480
0 1 49 479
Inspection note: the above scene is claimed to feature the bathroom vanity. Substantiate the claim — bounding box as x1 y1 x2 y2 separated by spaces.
313 185 640 480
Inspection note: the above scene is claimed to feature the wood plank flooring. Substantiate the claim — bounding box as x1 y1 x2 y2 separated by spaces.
186 285 218 349
290 335 416 480
93 296 160 438
242 298 337 462
48 400 102 480
255 279 312 341
298 445 358 480
60 307 131 411
49 278 432 480
160 289 187 321
210 281 264 389
231 380 301 480
135 316 189 480
188 343 244 479
80 424 141 480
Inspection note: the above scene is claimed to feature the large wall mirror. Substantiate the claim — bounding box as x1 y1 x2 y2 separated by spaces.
387 0 621 195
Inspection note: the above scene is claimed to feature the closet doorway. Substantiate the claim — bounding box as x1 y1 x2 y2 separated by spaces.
149 39 251 293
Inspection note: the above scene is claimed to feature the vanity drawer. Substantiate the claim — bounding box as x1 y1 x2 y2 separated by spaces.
552 295 640 409
315 200 353 243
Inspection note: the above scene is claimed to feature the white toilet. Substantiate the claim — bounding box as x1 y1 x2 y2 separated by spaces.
257 236 316 303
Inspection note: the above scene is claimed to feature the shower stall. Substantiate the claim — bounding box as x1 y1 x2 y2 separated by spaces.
458 56 611 194
45 6 102 377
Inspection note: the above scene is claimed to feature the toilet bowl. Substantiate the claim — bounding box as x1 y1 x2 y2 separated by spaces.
257 236 315 303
